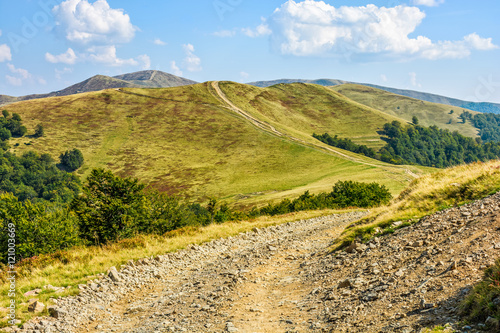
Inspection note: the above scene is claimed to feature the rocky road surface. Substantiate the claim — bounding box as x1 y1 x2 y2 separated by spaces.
15 192 500 333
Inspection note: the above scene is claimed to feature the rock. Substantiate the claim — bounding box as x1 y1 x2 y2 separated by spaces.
28 301 45 313
23 289 42 297
392 221 403 227
108 266 121 282
338 279 353 289
486 316 499 328
346 242 359 253
48 306 67 319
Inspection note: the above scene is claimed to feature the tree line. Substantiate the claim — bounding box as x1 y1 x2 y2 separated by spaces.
315 119 500 168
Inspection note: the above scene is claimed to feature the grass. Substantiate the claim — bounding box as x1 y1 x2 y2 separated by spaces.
459 258 500 329
331 84 479 138
0 208 357 327
333 159 500 250
420 325 456 333
4 82 429 207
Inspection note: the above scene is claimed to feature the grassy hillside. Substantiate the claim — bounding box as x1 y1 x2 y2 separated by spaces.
217 82 406 150
331 84 479 138
3 82 425 207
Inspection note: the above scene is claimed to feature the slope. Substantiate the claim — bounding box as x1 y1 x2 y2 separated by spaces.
216 81 408 150
4 82 425 207
331 84 479 138
249 78 500 114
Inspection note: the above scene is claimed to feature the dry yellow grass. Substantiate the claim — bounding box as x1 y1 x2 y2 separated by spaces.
334 160 500 249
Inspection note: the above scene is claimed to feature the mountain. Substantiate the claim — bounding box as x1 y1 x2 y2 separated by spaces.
113 70 197 88
248 79 500 114
0 70 197 106
3 81 426 206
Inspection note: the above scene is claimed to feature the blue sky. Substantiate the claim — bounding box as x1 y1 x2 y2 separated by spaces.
0 0 499 103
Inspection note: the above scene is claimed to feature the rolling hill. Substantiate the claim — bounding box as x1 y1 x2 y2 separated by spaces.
330 84 479 138
3 82 427 207
0 70 197 106
248 79 500 114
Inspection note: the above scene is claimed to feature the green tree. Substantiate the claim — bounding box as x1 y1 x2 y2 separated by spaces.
412 116 419 125
59 148 84 171
34 124 44 138
2 110 9 118
0 128 11 141
70 168 147 244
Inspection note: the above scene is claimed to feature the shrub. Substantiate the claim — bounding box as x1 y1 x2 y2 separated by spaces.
59 148 84 171
0 193 81 264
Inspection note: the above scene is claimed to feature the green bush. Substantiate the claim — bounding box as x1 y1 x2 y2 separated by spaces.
0 193 81 264
59 148 84 171
70 168 147 244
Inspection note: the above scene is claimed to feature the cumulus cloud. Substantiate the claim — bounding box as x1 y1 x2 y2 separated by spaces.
52 0 136 45
55 67 73 79
240 71 250 81
170 61 183 76
154 38 166 46
242 19 272 38
45 48 78 64
411 0 445 7
0 44 12 62
182 44 202 72
86 46 136 66
265 1 498 60
6 63 31 86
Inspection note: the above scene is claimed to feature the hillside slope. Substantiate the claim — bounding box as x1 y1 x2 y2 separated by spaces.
4 82 424 206
113 70 197 88
249 79 500 114
331 84 479 138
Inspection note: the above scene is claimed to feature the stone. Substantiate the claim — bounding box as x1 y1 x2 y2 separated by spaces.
346 243 359 253
48 306 67 319
338 279 353 289
108 266 121 282
28 301 45 313
23 289 42 297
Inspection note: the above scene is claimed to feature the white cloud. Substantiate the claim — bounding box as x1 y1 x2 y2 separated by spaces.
409 72 422 88
154 38 166 46
7 63 30 79
87 45 138 66
137 54 151 70
265 1 498 60
52 0 136 45
6 75 23 86
45 48 78 64
6 63 31 86
170 61 183 76
0 44 12 62
38 78 47 85
411 0 445 7
381 74 388 82
182 44 202 72
212 30 237 38
464 33 498 51
242 19 272 38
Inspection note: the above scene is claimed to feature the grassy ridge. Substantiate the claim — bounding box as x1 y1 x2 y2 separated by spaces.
331 84 479 138
4 82 426 207
217 82 406 150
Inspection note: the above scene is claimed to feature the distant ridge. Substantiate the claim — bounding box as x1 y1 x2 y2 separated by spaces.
0 70 198 106
248 79 500 114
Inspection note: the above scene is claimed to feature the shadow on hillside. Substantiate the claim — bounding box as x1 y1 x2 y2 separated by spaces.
406 285 472 330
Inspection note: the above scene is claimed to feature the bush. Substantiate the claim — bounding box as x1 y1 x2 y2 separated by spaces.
59 148 84 171
70 168 146 244
329 180 393 208
0 193 81 264
34 124 44 138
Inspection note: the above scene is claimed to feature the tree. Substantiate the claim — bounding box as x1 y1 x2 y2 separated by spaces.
412 116 419 125
2 110 9 118
12 113 21 122
449 110 454 114
70 168 147 244
0 128 11 141
59 148 84 171
34 124 44 138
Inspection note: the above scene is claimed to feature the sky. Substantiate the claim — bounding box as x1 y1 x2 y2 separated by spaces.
0 0 499 103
